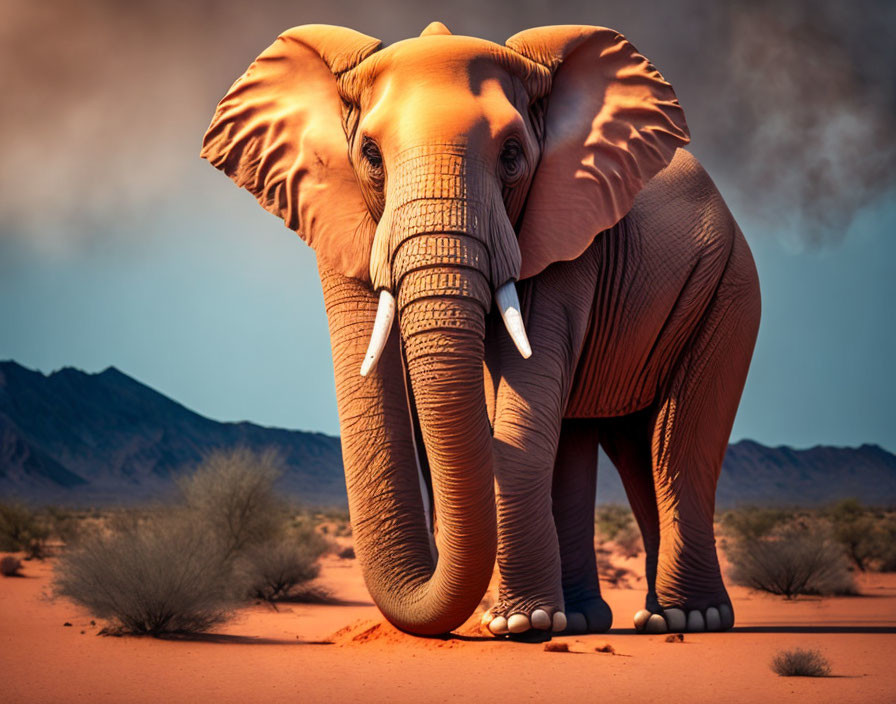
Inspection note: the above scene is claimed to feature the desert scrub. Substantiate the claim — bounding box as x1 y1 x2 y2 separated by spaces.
0 501 51 558
771 648 831 677
238 528 329 601
177 447 286 559
53 448 331 633
595 504 643 557
53 512 236 635
595 504 634 542
720 506 795 542
726 520 856 598
1 555 23 576
825 499 896 572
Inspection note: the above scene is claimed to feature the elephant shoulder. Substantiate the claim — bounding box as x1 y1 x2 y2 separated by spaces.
628 148 738 254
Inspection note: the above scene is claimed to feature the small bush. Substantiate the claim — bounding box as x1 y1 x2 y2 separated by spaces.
1 555 23 576
0 501 51 558
53 511 236 635
43 506 82 546
727 521 856 598
52 448 333 634
595 505 635 543
826 499 893 572
879 516 896 572
177 447 286 560
721 507 794 542
771 648 831 677
238 530 329 601
613 523 644 558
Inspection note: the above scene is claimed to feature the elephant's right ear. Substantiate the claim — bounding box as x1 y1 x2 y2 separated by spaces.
201 25 381 281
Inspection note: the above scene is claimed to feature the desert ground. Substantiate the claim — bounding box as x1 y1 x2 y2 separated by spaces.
2 530 895 704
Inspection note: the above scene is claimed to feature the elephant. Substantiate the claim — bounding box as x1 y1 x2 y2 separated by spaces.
201 21 761 639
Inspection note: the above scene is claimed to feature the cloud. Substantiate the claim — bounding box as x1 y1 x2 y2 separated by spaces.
684 1 896 247
1 0 892 255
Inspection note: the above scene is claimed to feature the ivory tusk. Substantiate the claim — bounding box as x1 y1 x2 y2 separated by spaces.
495 281 532 359
360 289 396 376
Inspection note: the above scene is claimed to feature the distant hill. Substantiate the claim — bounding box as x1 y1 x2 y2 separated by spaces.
595 441 896 508
1 361 894 508
0 361 344 506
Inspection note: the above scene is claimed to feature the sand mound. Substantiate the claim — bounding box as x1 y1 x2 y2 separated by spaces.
328 618 485 648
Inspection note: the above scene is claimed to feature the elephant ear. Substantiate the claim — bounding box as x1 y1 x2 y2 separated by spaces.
201 25 381 281
506 26 690 279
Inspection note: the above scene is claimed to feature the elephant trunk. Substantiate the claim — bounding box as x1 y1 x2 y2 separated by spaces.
319 228 498 636
392 255 497 630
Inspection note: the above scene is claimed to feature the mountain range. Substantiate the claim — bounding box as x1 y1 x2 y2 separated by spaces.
1 360 894 508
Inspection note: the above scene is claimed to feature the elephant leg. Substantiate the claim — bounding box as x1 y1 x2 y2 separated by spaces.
637 230 760 634
551 418 612 634
597 410 661 614
482 252 601 639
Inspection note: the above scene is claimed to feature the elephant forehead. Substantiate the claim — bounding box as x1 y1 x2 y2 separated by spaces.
355 35 525 97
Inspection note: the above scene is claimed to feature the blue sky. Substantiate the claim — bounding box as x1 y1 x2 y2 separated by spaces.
1 0 893 450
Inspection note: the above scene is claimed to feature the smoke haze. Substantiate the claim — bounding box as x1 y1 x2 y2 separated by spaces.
1 0 893 252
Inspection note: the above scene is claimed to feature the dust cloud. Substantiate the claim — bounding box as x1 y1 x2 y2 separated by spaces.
1 0 892 253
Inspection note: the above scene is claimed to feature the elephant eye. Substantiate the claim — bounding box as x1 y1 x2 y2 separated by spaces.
499 137 525 185
361 137 383 172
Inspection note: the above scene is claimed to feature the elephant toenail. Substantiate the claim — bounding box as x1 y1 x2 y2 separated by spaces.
705 607 721 631
633 609 652 632
507 614 531 633
719 604 734 630
488 616 509 635
552 612 568 632
531 609 551 630
645 614 668 633
664 608 687 632
686 610 706 631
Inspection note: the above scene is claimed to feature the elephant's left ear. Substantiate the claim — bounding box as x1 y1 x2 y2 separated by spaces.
506 26 690 279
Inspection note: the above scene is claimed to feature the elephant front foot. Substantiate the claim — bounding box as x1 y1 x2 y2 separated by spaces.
562 596 612 634
633 601 734 633
480 602 567 640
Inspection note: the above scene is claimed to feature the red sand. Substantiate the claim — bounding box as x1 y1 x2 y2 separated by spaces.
2 547 895 703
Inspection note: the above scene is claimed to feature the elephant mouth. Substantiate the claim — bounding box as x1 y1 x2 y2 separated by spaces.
360 280 530 379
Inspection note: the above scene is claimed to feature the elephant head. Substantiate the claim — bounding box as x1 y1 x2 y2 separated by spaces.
201 22 688 635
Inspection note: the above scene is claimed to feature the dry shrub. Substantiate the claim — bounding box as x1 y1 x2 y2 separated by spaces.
43 506 82 546
0 501 50 558
880 517 896 572
53 512 236 635
723 504 896 574
825 499 896 572
177 447 285 559
727 521 856 598
238 529 329 601
771 648 831 677
1 555 23 576
595 504 643 558
52 448 328 634
721 507 794 542
595 505 635 544
613 523 644 558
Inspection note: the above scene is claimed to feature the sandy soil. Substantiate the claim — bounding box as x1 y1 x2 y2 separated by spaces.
2 543 895 704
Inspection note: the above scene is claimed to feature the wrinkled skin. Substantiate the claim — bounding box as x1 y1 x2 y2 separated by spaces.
202 22 760 638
